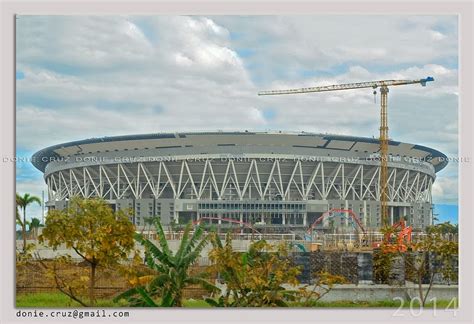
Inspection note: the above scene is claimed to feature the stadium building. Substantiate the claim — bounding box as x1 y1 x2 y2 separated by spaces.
32 132 447 232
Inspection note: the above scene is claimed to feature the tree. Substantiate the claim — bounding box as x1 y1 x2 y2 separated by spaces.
39 197 136 306
405 225 458 306
206 234 346 307
296 271 347 307
29 217 43 240
114 220 216 307
143 216 158 237
16 193 41 253
426 221 458 235
206 234 301 307
16 204 22 226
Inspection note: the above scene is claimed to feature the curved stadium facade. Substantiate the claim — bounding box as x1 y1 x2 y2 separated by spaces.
32 132 447 232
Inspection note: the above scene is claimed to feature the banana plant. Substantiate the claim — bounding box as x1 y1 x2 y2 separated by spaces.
115 220 217 307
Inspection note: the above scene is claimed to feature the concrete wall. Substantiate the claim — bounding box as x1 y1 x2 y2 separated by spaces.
282 283 458 302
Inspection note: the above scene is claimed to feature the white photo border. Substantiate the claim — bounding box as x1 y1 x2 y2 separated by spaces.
1 1 473 323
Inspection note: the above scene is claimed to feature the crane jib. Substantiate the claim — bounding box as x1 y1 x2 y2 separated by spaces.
258 77 434 96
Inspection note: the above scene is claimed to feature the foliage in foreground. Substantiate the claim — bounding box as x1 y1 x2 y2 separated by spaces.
38 197 136 306
405 225 458 306
206 234 346 307
373 248 396 284
373 222 458 306
114 220 217 307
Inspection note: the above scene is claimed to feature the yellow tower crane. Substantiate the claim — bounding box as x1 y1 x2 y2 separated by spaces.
258 76 434 227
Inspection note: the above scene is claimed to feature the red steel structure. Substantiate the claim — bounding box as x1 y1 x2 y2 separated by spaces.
307 208 367 235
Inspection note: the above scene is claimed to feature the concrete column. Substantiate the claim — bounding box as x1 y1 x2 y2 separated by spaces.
240 212 243 234
303 212 307 226
345 200 349 227
174 211 179 223
282 213 286 225
323 203 330 228
363 200 367 228
429 205 433 226
390 206 394 225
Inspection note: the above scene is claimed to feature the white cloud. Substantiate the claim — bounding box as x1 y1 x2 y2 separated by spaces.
432 176 458 204
211 15 458 82
431 30 446 41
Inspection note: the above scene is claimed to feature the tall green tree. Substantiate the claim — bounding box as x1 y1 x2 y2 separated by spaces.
39 197 136 306
29 217 42 240
115 220 216 307
16 204 21 226
143 216 158 237
16 193 41 253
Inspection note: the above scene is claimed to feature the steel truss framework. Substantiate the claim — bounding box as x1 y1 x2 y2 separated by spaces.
46 158 433 204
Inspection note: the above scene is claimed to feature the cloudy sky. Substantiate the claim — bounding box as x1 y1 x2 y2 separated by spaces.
15 15 459 223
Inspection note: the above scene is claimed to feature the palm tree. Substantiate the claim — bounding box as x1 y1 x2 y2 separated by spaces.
29 217 42 240
16 193 41 253
114 220 217 307
143 216 157 238
16 204 22 226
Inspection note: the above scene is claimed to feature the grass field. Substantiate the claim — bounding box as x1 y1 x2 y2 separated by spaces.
16 292 457 308
16 292 211 308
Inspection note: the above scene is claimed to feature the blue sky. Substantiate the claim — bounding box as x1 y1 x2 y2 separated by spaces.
434 204 458 224
15 15 459 224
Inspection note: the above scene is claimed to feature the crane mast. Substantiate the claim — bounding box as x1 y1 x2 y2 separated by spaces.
380 85 389 227
258 77 434 228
